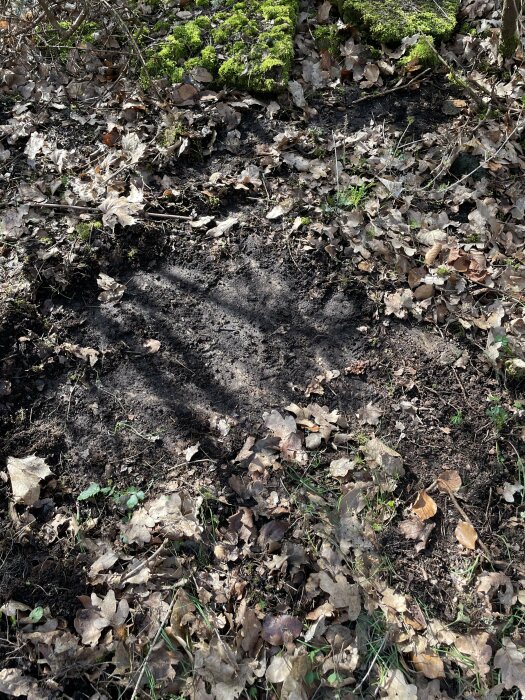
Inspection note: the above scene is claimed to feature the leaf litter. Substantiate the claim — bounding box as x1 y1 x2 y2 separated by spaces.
1 0 525 697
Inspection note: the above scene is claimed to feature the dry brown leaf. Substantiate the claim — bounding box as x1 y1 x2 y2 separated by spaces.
261 615 302 645
437 470 462 493
382 668 418 699
7 455 52 506
411 490 437 521
454 632 492 676
425 242 443 266
455 520 477 550
411 650 445 679
399 516 435 552
494 638 525 694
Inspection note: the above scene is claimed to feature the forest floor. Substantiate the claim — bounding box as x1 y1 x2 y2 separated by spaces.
1 0 525 698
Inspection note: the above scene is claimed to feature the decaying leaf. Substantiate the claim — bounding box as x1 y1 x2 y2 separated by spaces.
207 216 239 238
7 455 52 506
62 342 100 366
436 470 462 493
261 615 302 645
411 491 437 521
455 521 477 550
381 668 418 699
74 590 129 646
501 481 523 503
185 442 200 462
454 632 492 676
356 402 383 425
97 273 126 304
365 437 404 477
266 653 311 698
98 184 144 230
142 339 161 354
411 650 445 679
329 457 354 478
266 198 294 220
494 638 525 695
399 516 435 552
0 669 47 699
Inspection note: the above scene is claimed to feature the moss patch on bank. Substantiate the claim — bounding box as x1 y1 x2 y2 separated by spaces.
144 0 298 92
338 0 459 43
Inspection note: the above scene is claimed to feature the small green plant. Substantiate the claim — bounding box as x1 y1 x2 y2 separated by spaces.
324 183 374 214
77 482 145 511
450 410 463 426
486 396 509 432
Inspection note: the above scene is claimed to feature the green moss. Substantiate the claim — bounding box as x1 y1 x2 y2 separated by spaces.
500 34 520 58
399 35 438 67
145 0 298 91
314 24 340 55
337 0 459 43
75 220 101 241
159 122 184 146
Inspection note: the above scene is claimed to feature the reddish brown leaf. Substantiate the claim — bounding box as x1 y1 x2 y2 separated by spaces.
261 615 302 646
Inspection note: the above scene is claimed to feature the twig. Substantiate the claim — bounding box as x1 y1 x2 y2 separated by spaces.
441 484 493 562
129 582 186 700
354 633 389 692
117 538 168 585
28 201 192 221
99 0 160 99
352 69 432 105
420 113 525 194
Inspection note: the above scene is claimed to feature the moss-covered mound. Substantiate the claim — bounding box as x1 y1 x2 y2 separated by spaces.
338 0 459 43
145 0 298 92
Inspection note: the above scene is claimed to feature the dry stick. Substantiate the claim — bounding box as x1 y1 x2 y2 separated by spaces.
441 484 493 562
99 0 161 99
352 68 432 105
28 201 192 221
129 582 186 700
421 35 491 107
420 113 525 194
35 0 86 38
118 538 168 585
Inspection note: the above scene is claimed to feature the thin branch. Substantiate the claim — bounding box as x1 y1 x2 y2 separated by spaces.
352 69 432 105
28 201 193 221
129 582 186 700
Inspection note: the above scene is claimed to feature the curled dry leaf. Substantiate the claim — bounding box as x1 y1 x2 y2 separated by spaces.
266 198 294 220
455 520 478 550
411 650 445 679
7 455 52 506
184 442 200 462
411 490 437 521
436 470 462 493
